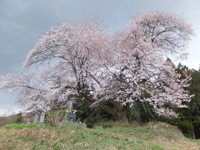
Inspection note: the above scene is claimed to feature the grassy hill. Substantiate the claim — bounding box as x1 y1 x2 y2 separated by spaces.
0 122 200 150
0 114 17 128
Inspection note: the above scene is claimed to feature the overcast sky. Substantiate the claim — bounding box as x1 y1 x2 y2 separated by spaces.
0 0 200 115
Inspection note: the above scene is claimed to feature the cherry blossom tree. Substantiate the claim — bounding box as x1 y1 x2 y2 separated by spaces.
0 11 195 122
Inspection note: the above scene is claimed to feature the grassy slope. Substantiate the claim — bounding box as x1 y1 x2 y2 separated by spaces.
0 122 200 150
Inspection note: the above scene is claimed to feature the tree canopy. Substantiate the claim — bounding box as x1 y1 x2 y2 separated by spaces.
0 11 195 122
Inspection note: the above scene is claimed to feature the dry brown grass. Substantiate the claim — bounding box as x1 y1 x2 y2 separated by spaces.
0 122 200 150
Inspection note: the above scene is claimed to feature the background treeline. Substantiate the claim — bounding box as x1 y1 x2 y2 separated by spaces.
172 63 200 139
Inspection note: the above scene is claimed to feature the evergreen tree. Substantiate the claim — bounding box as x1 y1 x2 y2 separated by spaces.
174 63 200 139
14 112 23 124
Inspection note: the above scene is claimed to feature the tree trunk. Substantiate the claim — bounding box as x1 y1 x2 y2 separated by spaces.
99 100 129 123
82 92 130 123
190 118 196 139
117 111 129 123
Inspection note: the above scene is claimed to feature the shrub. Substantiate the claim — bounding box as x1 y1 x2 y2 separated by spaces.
14 112 23 124
46 109 65 127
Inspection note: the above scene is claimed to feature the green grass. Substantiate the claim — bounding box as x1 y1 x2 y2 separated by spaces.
2 123 38 130
0 121 200 150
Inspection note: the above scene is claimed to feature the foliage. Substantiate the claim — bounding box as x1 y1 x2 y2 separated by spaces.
187 70 200 126
0 11 195 123
73 95 91 119
14 112 23 124
175 119 194 138
172 63 200 139
126 89 159 123
46 109 65 127
74 95 116 126
127 101 158 124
